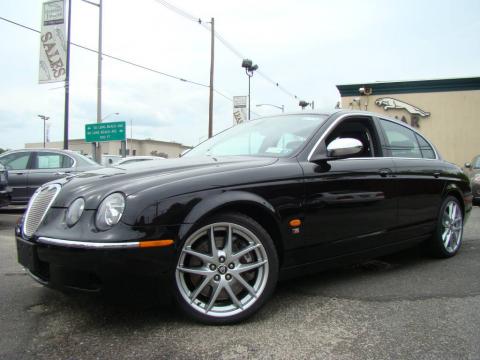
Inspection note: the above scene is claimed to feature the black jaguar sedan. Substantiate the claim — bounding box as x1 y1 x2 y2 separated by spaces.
16 110 472 324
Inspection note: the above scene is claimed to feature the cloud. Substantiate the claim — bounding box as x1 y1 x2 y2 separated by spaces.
1 0 479 151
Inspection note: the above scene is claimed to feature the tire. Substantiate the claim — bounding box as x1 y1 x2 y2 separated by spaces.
172 212 279 324
426 196 464 258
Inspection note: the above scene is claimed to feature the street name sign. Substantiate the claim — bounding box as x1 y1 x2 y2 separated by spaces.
85 121 126 142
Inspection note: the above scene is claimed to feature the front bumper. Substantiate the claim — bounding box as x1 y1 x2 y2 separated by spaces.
16 235 177 292
15 207 182 292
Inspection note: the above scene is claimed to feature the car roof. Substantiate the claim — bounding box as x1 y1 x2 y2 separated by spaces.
3 148 79 154
256 109 421 131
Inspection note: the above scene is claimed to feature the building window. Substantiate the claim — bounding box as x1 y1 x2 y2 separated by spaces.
133 149 136 156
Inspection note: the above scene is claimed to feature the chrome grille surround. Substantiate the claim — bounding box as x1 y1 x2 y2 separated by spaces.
23 184 61 238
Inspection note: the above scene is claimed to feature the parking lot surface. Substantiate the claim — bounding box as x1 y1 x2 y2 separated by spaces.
1 208 479 360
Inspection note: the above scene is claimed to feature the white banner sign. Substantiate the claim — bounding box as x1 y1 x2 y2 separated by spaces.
233 96 247 125
39 0 67 83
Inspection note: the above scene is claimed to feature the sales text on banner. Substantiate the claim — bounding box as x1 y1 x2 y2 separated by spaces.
39 0 67 83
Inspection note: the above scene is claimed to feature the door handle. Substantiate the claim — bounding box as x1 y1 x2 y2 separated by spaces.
433 171 441 178
379 168 393 177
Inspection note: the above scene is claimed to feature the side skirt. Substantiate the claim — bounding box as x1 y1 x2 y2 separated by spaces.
278 236 428 281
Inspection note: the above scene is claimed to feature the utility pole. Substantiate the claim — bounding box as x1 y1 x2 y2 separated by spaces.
96 0 103 162
80 0 102 162
208 18 214 138
93 0 103 162
63 0 72 150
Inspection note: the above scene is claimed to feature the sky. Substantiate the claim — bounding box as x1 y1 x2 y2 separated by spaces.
0 0 479 149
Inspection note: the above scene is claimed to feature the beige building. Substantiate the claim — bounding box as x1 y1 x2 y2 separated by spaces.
26 138 191 159
337 77 480 166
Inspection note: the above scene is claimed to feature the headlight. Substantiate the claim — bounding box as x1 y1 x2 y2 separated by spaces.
95 192 125 230
66 197 85 227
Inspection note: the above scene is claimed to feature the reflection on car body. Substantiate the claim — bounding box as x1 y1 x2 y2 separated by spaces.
15 110 472 324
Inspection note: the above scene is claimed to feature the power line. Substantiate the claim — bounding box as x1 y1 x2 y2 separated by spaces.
153 0 303 101
0 15 263 117
0 15 235 101
154 0 200 23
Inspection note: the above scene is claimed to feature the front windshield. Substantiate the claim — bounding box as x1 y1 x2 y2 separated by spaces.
185 114 328 158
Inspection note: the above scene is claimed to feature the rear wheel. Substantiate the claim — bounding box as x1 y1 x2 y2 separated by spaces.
426 196 464 258
173 213 278 324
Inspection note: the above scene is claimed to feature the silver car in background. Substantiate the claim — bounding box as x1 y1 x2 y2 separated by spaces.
115 155 166 166
0 162 12 207
464 155 480 206
0 149 101 205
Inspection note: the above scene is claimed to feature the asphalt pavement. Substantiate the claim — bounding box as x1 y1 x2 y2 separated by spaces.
1 208 479 360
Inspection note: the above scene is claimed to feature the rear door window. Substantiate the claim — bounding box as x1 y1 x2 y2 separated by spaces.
415 134 436 159
35 153 74 169
379 119 422 158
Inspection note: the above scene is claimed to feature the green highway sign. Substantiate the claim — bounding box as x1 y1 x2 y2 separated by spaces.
85 121 126 143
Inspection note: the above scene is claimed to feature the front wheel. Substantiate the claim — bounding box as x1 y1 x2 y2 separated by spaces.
426 196 464 258
173 213 279 324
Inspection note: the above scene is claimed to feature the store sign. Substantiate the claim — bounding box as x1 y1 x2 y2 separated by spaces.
233 96 247 124
375 97 430 128
39 0 67 83
85 121 126 142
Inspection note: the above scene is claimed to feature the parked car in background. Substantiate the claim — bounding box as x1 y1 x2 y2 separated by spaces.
115 155 166 166
464 155 480 206
100 155 122 167
0 149 102 205
0 162 12 207
16 110 472 324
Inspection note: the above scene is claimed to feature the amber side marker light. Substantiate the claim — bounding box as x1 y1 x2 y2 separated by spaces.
139 239 174 248
289 219 302 227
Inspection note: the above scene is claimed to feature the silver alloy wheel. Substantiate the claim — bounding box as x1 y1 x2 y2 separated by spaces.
441 200 463 253
175 222 269 318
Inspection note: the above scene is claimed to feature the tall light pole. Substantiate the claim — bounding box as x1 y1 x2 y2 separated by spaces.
256 103 284 113
63 0 72 149
241 59 258 120
299 100 315 110
81 0 102 162
38 115 50 148
129 118 133 156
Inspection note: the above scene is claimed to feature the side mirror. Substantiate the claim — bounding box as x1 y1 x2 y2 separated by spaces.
464 162 471 169
326 138 363 158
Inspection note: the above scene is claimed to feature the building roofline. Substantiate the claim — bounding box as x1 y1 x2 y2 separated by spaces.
337 76 480 96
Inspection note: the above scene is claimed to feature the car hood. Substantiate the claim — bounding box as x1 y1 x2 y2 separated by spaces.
52 156 278 208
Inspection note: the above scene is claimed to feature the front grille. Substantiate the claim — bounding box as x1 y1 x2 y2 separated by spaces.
23 184 61 237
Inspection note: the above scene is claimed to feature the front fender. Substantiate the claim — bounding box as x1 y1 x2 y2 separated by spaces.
177 190 278 240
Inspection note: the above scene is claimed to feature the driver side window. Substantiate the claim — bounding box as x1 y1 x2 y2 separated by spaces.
325 117 379 158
